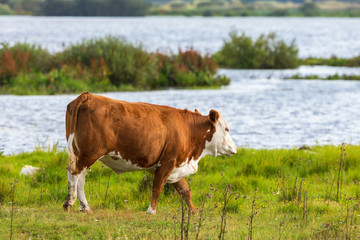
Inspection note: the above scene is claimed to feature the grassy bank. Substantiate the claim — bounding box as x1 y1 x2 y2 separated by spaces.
149 1 360 17
1 144 359 239
0 37 229 95
300 56 360 68
287 74 360 81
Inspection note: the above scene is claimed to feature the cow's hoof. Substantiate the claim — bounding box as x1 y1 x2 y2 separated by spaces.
80 207 91 213
146 205 156 215
63 202 71 212
191 208 197 215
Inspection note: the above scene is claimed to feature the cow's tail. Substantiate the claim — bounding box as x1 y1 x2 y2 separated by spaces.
66 92 90 174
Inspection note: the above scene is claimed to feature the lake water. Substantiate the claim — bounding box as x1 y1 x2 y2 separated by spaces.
2 66 360 155
1 17 360 154
1 16 360 58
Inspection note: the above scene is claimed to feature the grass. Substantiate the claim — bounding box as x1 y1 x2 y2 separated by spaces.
300 55 360 68
287 74 360 81
1 144 360 239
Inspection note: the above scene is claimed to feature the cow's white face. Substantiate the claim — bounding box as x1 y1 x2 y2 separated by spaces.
205 110 237 157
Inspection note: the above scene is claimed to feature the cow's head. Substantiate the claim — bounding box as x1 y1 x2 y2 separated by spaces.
206 109 237 156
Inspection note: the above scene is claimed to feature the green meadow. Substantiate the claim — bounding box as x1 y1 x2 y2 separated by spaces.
1 144 359 239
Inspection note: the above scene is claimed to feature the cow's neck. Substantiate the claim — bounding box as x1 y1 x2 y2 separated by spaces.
185 113 215 161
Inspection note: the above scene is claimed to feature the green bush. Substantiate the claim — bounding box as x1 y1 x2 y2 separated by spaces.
214 31 299 69
59 36 158 89
0 42 53 85
0 3 14 15
154 48 229 88
0 36 229 94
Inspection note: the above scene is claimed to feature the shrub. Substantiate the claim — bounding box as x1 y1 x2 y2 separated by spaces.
59 36 158 89
154 48 229 88
0 3 14 15
0 36 230 94
214 31 299 69
0 43 53 85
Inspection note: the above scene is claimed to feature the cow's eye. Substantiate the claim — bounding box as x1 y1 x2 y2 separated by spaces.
225 128 229 132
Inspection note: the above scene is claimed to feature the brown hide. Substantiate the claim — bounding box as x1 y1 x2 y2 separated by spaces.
66 92 216 174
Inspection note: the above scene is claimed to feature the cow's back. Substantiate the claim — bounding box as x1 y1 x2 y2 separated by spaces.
67 93 189 170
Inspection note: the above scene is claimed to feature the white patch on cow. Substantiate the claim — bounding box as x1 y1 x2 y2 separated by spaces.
147 204 156 215
77 169 90 212
66 169 82 206
98 151 157 175
204 114 237 157
166 112 238 184
67 133 75 156
167 157 200 183
67 133 78 173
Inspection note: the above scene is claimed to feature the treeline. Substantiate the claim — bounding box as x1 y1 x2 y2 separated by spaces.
0 0 150 16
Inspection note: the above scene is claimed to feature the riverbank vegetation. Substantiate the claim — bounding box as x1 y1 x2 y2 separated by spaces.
0 36 229 95
150 0 360 17
288 74 360 81
214 31 299 69
0 144 359 239
214 31 360 70
300 56 360 67
2 0 360 17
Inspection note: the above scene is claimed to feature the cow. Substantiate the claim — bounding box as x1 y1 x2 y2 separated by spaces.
63 92 237 214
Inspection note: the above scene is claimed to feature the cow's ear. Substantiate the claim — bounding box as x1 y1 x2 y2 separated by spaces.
209 109 219 125
194 108 199 114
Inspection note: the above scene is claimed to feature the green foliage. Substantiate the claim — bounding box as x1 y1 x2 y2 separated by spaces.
287 73 360 81
0 3 14 14
299 2 319 17
300 55 360 67
0 36 228 94
41 0 150 16
0 42 53 85
154 48 229 88
214 31 299 69
60 36 158 89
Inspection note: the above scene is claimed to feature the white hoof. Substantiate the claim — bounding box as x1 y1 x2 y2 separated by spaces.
146 205 156 215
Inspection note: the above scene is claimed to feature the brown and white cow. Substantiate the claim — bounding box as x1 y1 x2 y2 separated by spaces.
63 92 237 214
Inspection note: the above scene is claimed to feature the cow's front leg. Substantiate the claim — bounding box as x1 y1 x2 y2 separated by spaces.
147 161 175 214
173 178 196 214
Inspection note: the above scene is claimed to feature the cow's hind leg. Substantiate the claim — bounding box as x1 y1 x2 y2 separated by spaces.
173 178 196 214
77 169 90 212
63 169 83 211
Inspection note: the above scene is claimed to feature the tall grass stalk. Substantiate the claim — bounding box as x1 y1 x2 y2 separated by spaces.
103 172 112 206
180 198 185 240
27 177 35 205
40 169 45 204
218 173 239 240
9 179 18 240
99 165 103 205
336 143 346 201
88 169 91 205
248 188 258 240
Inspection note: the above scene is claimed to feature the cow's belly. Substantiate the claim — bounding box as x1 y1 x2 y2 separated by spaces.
98 152 155 175
167 159 199 183
98 152 199 183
